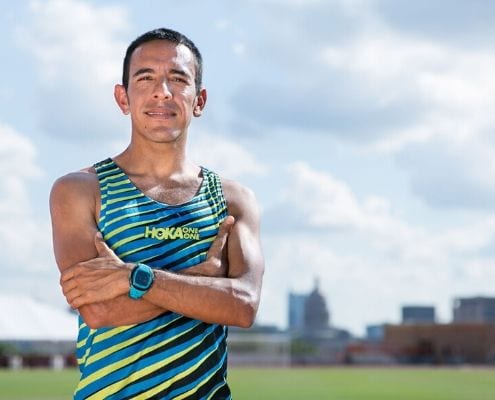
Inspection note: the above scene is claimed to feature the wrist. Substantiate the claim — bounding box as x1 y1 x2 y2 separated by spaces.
128 263 155 300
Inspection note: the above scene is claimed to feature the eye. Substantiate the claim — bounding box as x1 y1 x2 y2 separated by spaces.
172 77 187 84
137 75 153 81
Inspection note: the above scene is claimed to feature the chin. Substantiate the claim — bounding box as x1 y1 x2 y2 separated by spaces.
148 131 184 144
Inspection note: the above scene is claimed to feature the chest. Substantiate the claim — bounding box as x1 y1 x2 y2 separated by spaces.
133 176 203 206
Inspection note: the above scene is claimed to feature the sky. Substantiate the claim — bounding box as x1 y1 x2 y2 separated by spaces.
1 0 495 337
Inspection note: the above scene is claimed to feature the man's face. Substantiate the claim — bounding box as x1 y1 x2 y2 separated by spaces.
117 40 205 144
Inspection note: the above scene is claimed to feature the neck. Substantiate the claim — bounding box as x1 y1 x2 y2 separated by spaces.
114 137 193 178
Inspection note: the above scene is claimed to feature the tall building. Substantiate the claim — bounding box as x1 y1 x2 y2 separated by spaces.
401 305 436 325
304 281 330 330
453 297 495 324
288 293 307 331
288 279 331 332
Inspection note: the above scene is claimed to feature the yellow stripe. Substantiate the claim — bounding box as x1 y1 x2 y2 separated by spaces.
117 234 210 260
207 383 226 400
109 233 144 250
104 218 154 241
77 327 96 349
84 322 170 367
99 171 125 184
78 325 150 369
104 197 209 227
78 316 190 386
77 346 92 366
118 243 154 259
107 187 136 196
105 199 154 216
92 324 135 344
175 364 223 400
107 193 143 205
132 344 218 400
106 179 131 188
105 209 159 228
77 337 87 349
81 323 202 398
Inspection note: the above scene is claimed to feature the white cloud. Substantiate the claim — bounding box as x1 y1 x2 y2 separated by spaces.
21 0 128 85
0 123 40 181
314 19 495 210
17 0 130 141
189 131 268 179
0 122 50 272
285 161 364 229
285 162 495 260
319 27 495 152
0 123 41 217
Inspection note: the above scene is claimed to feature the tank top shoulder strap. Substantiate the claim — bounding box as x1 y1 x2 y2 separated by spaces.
202 167 228 220
93 158 128 228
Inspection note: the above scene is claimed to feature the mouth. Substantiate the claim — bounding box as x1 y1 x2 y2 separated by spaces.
144 109 177 118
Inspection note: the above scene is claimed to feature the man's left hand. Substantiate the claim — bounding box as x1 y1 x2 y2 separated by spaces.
60 232 131 309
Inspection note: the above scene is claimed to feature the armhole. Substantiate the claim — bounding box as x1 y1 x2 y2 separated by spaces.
206 170 228 221
93 158 112 231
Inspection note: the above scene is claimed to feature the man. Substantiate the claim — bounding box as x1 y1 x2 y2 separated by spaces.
50 28 264 399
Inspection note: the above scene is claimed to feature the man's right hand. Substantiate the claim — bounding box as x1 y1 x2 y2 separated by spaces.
180 216 234 277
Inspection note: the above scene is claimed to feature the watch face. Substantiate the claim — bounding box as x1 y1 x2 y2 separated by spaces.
134 269 151 289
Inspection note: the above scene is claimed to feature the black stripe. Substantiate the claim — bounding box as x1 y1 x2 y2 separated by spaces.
154 337 228 400
117 324 227 400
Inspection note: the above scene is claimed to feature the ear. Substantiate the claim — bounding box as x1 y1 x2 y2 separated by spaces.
114 84 130 115
193 88 207 117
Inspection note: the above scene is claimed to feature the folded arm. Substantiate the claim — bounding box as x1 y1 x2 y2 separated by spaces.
143 181 264 327
51 172 264 329
50 170 166 327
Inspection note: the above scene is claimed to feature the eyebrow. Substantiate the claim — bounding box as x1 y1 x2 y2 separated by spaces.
133 67 155 78
170 68 191 79
132 67 191 79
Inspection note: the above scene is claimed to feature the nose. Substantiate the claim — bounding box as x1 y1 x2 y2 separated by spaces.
153 80 172 100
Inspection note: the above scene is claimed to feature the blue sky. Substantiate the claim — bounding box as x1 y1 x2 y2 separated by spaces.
1 0 495 336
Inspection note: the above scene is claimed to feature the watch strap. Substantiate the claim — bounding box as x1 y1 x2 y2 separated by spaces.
129 263 154 300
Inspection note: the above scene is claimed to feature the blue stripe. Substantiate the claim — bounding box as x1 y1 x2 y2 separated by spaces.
80 323 223 400
109 327 226 400
78 319 207 397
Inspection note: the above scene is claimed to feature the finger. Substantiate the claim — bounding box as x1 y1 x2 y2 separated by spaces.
217 215 235 245
94 231 115 257
61 278 77 295
220 215 235 233
60 266 75 284
60 262 90 284
69 293 87 309
207 216 235 259
214 216 234 247
63 286 81 306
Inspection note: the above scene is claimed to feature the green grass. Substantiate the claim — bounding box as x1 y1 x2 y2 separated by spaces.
0 367 493 400
0 369 78 400
229 367 495 400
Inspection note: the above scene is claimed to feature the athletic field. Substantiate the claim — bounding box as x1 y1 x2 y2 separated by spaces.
0 367 493 399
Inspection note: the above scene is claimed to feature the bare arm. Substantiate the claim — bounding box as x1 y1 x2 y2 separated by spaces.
144 180 264 327
57 177 264 328
50 170 166 327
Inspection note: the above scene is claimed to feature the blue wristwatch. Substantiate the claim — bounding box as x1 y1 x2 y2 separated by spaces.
129 263 155 299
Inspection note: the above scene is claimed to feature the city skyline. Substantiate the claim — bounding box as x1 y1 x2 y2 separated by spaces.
288 283 495 335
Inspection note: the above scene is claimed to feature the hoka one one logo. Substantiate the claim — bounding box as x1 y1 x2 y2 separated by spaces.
144 225 200 241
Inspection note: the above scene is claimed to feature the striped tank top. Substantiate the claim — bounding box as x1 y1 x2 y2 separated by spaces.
74 158 231 400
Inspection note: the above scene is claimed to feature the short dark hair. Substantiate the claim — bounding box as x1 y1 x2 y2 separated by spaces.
122 28 203 94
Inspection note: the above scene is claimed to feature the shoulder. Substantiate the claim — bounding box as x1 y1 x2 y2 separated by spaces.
220 177 259 220
50 167 98 208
